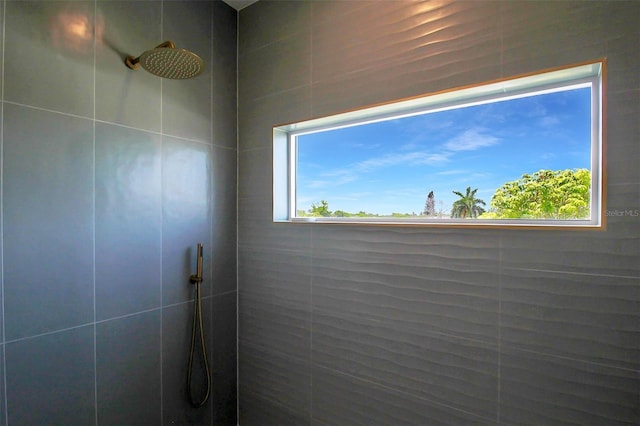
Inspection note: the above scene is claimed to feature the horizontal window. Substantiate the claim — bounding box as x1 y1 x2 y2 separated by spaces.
273 60 605 228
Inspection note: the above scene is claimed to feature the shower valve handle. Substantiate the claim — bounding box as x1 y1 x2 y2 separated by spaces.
189 243 204 284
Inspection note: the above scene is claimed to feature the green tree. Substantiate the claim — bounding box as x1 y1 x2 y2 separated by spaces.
485 168 590 219
451 187 486 218
309 200 331 217
423 190 435 216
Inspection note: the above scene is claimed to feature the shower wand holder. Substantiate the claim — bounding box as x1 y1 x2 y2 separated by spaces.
189 243 204 284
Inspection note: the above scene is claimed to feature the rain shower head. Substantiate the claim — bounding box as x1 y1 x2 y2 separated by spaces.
125 41 204 79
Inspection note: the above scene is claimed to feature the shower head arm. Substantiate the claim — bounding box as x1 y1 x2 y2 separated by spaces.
154 41 176 49
124 55 140 70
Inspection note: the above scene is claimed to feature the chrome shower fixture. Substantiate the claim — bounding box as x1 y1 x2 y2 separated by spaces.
125 41 204 79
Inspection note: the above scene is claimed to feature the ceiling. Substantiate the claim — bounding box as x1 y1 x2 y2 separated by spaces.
223 0 258 11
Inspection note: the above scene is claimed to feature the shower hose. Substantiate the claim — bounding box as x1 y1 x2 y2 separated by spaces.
187 248 211 408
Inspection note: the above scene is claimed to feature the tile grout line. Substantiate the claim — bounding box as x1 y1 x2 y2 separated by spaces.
209 4 215 423
0 100 224 148
309 227 313 426
503 265 640 280
4 322 97 346
2 303 208 347
159 2 165 424
1 100 92 121
92 0 98 423
159 141 165 426
235 4 240 425
497 231 503 425
497 9 503 422
1 0 6 423
314 363 493 423
308 10 313 422
501 344 640 373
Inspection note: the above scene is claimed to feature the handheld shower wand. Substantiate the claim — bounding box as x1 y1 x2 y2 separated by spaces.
187 243 211 408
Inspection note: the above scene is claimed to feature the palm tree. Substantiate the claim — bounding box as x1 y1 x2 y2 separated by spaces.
451 187 486 218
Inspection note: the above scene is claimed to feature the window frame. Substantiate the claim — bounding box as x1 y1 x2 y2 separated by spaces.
273 60 606 229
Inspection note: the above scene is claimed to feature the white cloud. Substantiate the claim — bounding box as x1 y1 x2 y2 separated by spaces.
442 128 500 152
303 149 450 191
539 115 560 127
306 172 358 189
436 169 467 176
355 151 450 172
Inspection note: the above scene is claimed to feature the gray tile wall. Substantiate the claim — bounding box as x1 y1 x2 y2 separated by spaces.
0 0 237 425
237 1 639 425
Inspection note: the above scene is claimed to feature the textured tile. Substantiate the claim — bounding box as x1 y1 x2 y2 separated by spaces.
238 146 271 198
212 45 237 150
239 0 310 53
310 0 372 27
3 104 94 340
211 146 237 296
313 225 501 269
500 1 607 78
238 196 312 253
313 310 499 420
501 267 640 370
213 0 238 151
239 247 311 307
500 229 639 277
96 310 161 426
162 136 212 305
603 183 640 236
499 346 640 425
214 0 238 57
211 292 238 425
4 1 95 117
601 3 640 94
162 299 213 426
5 326 95 425
312 226 500 343
239 85 312 151
312 1 500 84
95 123 162 320
312 51 501 121
239 341 310 422
239 32 311 101
312 365 488 425
311 1 501 117
606 90 640 185
239 299 310 361
162 1 213 143
240 392 309 426
237 220 311 256
95 1 162 132
233 2 640 426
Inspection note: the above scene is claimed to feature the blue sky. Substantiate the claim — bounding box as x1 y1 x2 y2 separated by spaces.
296 86 592 216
